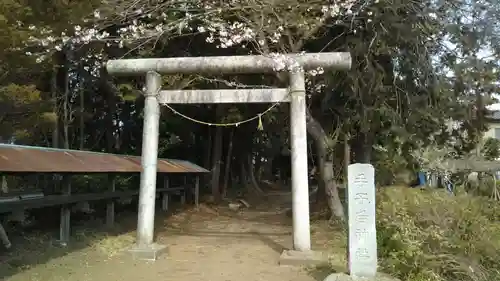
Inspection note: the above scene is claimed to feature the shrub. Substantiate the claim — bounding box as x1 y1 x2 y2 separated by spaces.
481 138 500 160
373 145 413 186
376 186 500 281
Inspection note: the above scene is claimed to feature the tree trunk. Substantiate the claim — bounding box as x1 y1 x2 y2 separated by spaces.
105 90 116 153
79 86 85 150
254 152 262 181
475 92 484 156
247 154 264 194
221 129 234 198
262 156 274 181
314 134 345 220
99 75 122 153
210 125 223 202
204 127 212 169
51 66 59 149
240 159 248 185
314 144 327 208
306 109 344 220
62 51 70 150
45 65 60 195
353 131 374 163
322 161 345 220
344 134 351 181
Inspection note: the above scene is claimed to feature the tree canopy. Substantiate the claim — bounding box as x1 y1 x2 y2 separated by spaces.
0 0 498 209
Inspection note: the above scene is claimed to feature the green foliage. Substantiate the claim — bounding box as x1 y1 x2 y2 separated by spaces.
0 83 45 141
0 83 40 104
117 83 142 101
481 138 500 160
377 187 500 281
373 144 412 186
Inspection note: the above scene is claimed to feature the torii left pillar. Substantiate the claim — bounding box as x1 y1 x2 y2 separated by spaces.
127 71 168 260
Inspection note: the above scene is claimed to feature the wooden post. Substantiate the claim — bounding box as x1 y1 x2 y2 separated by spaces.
161 176 169 211
181 175 187 204
0 221 11 249
195 175 200 208
180 191 186 205
58 174 71 246
1 174 7 193
106 175 116 227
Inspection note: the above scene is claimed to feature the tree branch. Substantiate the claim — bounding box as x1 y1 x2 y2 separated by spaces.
306 108 336 148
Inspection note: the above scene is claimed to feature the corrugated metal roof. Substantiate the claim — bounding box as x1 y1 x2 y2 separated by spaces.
0 144 209 173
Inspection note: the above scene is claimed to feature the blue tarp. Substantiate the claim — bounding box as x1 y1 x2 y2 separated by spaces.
417 171 426 186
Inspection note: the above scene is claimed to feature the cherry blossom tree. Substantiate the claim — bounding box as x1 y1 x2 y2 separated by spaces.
17 0 500 219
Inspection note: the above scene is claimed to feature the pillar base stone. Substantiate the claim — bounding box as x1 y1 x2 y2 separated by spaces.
128 243 167 261
52 240 69 247
323 273 400 281
279 249 328 266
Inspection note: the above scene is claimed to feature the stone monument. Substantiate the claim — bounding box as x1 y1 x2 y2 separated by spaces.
324 163 399 281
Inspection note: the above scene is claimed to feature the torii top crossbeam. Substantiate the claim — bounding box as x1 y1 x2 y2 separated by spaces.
106 52 351 75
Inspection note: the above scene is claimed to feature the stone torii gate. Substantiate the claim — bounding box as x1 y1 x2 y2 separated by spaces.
106 52 351 264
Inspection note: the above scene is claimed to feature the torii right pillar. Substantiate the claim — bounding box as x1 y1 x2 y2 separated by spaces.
278 69 322 266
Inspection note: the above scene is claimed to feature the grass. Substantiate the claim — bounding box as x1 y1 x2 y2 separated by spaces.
0 219 137 279
5 186 499 281
317 186 500 281
74 228 135 258
375 186 500 281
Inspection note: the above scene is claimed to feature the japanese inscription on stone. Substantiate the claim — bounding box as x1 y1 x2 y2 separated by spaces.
347 163 377 278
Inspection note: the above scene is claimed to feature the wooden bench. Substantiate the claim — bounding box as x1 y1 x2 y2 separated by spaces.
0 174 200 247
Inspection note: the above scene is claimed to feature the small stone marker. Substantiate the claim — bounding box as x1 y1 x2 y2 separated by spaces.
347 163 377 278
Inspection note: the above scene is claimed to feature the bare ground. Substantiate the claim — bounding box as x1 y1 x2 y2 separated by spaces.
0 192 347 281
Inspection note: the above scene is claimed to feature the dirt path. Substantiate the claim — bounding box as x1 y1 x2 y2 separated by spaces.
1 193 342 281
